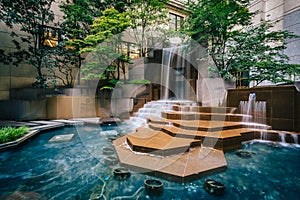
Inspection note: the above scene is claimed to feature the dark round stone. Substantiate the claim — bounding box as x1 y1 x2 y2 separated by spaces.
107 136 118 142
104 156 118 165
144 179 163 195
102 147 114 155
235 150 252 158
204 179 225 196
113 167 131 180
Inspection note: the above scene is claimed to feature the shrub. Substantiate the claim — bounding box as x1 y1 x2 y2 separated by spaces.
0 126 29 144
129 79 151 85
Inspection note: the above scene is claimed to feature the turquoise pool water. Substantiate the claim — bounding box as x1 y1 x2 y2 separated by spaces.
0 122 299 199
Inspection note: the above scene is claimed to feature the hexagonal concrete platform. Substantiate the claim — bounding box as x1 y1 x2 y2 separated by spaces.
113 104 264 182
113 135 227 182
126 127 201 156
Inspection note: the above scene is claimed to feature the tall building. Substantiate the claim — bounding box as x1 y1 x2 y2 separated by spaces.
248 0 300 86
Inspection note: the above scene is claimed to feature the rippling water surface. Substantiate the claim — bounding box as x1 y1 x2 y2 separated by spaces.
0 122 299 200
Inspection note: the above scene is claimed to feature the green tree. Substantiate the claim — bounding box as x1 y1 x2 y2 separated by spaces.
127 0 169 57
59 0 132 85
185 0 299 86
227 21 300 86
185 0 253 78
0 0 57 88
79 8 131 90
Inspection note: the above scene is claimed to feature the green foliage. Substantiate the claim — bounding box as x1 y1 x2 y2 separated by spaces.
185 0 253 72
186 0 253 42
227 21 300 85
0 0 55 29
86 8 131 45
0 126 29 144
80 8 131 87
59 0 132 49
58 0 132 86
129 79 151 85
185 0 300 85
127 0 169 57
58 0 104 86
45 47 78 87
100 86 115 90
0 0 56 88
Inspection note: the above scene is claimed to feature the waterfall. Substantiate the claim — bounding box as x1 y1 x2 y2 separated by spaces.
160 46 188 100
131 100 194 125
291 134 299 144
279 132 286 143
160 47 174 100
239 93 267 124
260 130 268 140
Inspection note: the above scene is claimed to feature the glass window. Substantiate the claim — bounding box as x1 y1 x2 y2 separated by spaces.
169 13 184 31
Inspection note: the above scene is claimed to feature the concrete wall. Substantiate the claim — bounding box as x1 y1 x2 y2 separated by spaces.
0 100 46 120
0 0 64 100
249 0 300 86
47 96 98 119
284 8 300 65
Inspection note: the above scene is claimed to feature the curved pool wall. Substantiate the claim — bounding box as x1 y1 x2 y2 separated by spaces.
0 122 299 199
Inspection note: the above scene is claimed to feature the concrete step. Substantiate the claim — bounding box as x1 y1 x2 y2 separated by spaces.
161 110 251 122
127 128 201 156
172 105 237 114
148 117 243 132
147 123 256 152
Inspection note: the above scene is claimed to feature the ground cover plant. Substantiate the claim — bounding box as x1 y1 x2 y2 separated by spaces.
0 126 29 144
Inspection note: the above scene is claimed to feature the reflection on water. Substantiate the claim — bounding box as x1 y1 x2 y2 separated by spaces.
0 122 299 199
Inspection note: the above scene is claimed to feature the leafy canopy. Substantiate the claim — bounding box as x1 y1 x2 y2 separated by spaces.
227 21 300 85
127 0 169 57
0 0 57 88
79 8 131 89
185 0 300 85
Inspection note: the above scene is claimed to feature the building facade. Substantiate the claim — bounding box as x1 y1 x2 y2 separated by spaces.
0 0 299 100
248 0 300 86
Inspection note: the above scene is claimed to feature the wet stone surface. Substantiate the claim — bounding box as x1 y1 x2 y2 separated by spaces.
49 134 74 142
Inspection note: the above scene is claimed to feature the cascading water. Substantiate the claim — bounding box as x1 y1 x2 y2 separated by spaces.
131 100 195 125
279 132 286 143
260 130 268 140
133 45 194 125
291 134 299 144
239 93 267 125
278 132 299 145
161 47 175 100
160 46 189 100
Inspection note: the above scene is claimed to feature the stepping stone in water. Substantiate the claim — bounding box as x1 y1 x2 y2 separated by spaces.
49 134 74 142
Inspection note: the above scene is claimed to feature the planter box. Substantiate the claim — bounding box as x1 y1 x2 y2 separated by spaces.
0 130 39 151
47 96 97 119
10 88 57 100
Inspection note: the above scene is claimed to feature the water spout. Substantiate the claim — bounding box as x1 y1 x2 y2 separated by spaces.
260 130 268 140
291 134 299 144
239 93 266 124
279 132 286 143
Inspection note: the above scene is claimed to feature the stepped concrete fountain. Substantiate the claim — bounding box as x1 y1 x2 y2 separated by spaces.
113 99 300 182
113 44 300 183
